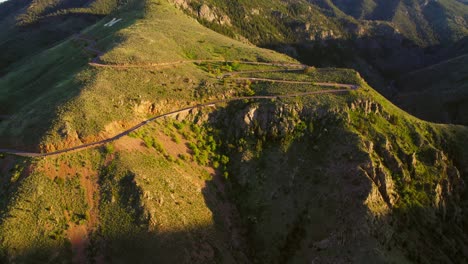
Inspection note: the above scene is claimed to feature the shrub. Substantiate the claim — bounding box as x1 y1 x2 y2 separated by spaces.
303 66 316 74
178 154 189 161
220 155 230 165
143 136 153 148
105 144 115 154
171 133 181 144
152 140 164 153
173 121 185 130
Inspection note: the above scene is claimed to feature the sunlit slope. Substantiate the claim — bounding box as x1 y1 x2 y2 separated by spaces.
0 0 294 150
0 0 296 262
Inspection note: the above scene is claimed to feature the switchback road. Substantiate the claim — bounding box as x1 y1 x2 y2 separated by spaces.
0 35 359 157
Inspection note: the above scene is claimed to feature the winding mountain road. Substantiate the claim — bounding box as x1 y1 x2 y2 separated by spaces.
0 35 360 157
232 77 359 89
89 60 307 69
0 88 355 158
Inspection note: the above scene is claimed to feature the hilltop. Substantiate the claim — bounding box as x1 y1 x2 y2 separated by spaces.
0 0 467 263
173 0 468 123
0 0 123 74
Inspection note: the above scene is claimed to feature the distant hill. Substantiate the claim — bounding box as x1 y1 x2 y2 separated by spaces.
396 54 468 125
319 0 468 46
0 0 120 74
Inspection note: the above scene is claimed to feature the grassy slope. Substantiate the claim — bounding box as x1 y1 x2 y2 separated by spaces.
175 0 468 126
0 0 468 263
0 0 295 150
0 0 292 262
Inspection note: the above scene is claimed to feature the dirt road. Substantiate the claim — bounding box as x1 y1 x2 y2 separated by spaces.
0 88 355 157
0 35 359 157
232 77 359 90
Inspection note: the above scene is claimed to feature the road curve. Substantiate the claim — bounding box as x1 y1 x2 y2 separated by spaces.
3 35 358 157
0 88 355 158
89 60 306 69
232 78 359 90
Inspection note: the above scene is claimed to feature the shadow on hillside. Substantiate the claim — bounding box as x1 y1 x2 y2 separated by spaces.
1 102 468 263
200 99 468 263
0 223 232 264
200 99 394 263
0 156 238 264
267 35 468 125
0 4 145 151
0 13 103 75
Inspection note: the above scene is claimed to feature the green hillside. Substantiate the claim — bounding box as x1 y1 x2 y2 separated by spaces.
0 0 468 263
176 0 468 47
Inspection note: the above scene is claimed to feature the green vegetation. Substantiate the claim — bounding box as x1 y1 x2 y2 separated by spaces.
180 0 343 45
0 0 468 263
207 78 468 262
0 154 95 262
0 0 296 150
179 0 468 123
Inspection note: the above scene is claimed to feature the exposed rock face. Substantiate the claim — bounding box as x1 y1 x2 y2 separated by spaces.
349 99 381 115
133 100 156 115
227 102 305 140
198 4 216 22
359 139 399 208
170 0 231 26
434 152 465 221
308 30 338 41
213 101 411 262
197 4 231 25
171 0 189 9
292 21 342 41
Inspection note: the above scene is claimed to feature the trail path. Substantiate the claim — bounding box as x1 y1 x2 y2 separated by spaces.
232 77 359 89
0 89 355 157
0 34 360 157
89 60 307 69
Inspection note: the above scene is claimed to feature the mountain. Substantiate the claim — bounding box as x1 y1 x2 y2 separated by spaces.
175 0 468 124
0 0 468 263
395 54 468 125
320 0 468 45
174 0 468 46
